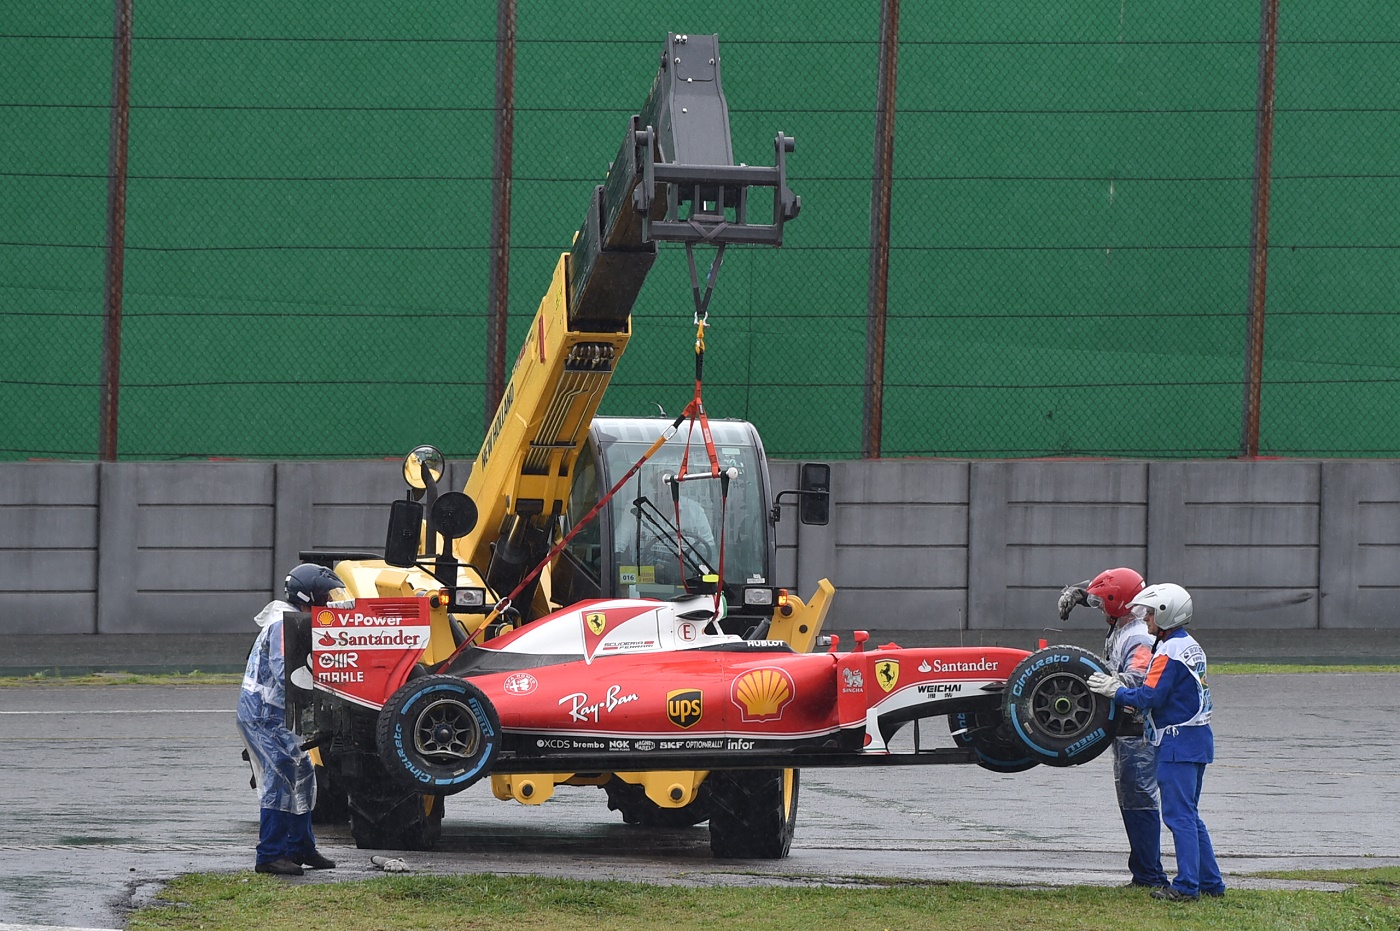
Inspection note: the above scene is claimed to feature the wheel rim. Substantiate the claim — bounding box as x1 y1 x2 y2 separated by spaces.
1028 672 1095 737
413 697 481 760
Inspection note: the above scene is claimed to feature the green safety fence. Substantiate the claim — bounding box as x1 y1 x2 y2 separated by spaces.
1 0 1396 461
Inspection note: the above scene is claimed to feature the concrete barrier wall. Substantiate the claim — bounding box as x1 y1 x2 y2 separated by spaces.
1 459 1396 635
781 458 1400 634
0 463 100 636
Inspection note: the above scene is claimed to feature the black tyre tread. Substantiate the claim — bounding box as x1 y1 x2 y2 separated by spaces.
349 801 442 850
310 762 350 825
604 777 712 827
347 773 445 851
708 769 799 859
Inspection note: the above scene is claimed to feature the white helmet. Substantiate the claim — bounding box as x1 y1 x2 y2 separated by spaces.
1129 582 1193 631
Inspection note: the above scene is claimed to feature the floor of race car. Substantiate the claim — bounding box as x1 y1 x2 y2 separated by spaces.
0 674 1396 929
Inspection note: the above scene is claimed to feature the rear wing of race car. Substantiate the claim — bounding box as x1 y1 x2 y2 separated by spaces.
283 598 434 725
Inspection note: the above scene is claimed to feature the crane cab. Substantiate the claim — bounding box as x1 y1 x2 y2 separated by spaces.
551 416 782 635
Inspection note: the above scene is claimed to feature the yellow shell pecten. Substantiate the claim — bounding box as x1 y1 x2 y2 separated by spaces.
734 668 794 718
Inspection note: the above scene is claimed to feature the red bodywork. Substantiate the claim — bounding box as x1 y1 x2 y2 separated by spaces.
311 596 1032 768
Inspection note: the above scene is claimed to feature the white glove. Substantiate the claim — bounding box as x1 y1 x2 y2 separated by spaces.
370 855 411 872
1087 671 1122 698
1057 582 1090 621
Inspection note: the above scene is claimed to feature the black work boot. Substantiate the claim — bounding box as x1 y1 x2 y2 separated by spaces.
1151 887 1199 902
300 850 337 870
255 858 304 876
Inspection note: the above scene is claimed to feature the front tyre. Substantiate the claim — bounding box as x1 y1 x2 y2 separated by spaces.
948 709 1039 774
375 675 500 794
1002 645 1116 767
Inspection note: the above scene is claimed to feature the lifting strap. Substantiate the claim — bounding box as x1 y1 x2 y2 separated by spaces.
433 415 688 670
673 299 728 617
434 244 735 668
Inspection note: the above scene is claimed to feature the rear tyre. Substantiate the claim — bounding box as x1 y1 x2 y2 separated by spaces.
603 776 712 827
376 675 500 794
708 768 799 859
1002 645 1117 767
948 709 1039 774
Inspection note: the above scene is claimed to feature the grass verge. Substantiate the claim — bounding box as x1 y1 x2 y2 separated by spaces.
0 670 242 687
1213 663 1400 674
128 871 1400 931
1251 866 1400 885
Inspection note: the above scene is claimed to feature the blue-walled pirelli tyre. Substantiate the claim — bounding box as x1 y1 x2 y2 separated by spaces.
376 675 500 794
948 709 1040 774
1002 645 1117 768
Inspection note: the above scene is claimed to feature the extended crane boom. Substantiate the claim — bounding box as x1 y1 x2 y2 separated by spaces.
290 35 828 853
460 32 800 618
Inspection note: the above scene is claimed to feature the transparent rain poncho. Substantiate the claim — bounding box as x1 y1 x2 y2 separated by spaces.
235 601 316 814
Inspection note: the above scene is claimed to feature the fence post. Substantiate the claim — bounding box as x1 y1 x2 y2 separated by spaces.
485 0 517 433
1241 0 1280 458
99 0 133 462
863 0 900 460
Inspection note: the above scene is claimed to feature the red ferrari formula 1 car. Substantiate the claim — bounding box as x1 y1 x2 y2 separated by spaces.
287 592 1118 857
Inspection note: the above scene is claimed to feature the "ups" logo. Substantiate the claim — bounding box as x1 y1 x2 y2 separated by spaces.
666 688 703 728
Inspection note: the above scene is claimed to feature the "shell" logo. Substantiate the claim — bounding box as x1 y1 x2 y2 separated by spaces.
314 608 336 627
731 667 796 722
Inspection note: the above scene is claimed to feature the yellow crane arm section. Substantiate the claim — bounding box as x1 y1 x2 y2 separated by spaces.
456 254 630 578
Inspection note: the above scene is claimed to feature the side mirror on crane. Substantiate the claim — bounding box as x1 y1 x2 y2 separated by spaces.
385 445 444 567
384 498 425 568
402 445 444 499
385 446 485 600
769 461 831 526
798 462 830 526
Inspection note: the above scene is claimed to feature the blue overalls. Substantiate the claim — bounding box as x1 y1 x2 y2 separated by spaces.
1105 618 1169 888
1114 629 1225 898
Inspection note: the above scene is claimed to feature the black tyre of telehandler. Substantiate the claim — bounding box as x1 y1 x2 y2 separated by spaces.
603 776 713 827
708 768 799 859
310 761 350 824
347 780 444 851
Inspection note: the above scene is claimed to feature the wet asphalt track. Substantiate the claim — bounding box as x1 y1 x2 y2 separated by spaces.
1 674 1398 928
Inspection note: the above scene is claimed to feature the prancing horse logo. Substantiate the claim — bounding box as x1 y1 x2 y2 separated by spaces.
875 659 900 693
586 612 607 636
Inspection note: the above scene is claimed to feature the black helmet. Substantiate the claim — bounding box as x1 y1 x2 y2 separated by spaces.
285 563 347 607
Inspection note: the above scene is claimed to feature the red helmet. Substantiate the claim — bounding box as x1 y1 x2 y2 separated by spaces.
1086 567 1146 620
